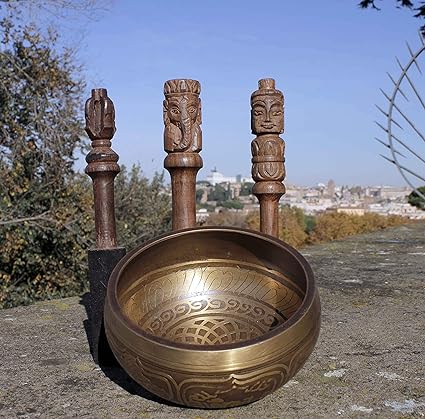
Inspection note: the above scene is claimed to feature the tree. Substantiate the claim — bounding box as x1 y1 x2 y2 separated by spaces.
304 214 316 234
0 12 92 307
220 200 244 210
195 189 204 204
114 166 171 249
245 207 308 248
358 1 425 32
239 182 254 196
208 183 230 202
0 3 171 308
408 186 425 209
0 0 108 20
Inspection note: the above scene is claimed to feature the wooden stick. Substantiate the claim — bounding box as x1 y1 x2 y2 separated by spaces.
85 88 125 365
163 79 203 230
251 78 286 238
85 88 120 248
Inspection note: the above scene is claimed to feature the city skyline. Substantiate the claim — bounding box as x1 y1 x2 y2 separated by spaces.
194 170 425 220
197 167 412 188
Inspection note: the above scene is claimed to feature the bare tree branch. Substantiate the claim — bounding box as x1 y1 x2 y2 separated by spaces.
0 211 52 225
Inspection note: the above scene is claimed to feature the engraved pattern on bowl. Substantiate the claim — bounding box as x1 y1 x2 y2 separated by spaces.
121 262 303 346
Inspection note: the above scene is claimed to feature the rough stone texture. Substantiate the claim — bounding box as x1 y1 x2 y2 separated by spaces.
1 223 424 418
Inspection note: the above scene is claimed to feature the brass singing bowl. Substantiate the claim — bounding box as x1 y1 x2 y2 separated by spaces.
104 227 321 409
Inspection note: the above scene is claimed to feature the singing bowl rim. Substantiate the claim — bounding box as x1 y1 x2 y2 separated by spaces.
107 226 317 352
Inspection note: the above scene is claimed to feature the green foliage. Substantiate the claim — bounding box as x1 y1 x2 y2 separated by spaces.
0 13 90 308
195 189 204 204
219 200 244 210
309 212 409 244
305 215 316 233
197 203 216 212
214 207 411 249
0 176 94 307
115 166 171 249
0 14 172 308
408 186 425 210
245 207 308 248
208 184 230 202
239 182 254 196
0 163 172 308
278 208 308 248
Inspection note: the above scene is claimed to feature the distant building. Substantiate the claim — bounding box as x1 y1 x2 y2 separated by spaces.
288 198 335 215
326 179 336 198
367 202 425 219
196 208 209 223
379 186 411 200
205 168 250 186
365 186 411 200
337 206 365 216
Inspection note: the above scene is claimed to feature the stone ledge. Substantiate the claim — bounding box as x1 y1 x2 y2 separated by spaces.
1 223 424 418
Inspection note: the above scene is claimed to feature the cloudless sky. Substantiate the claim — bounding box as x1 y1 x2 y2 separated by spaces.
67 0 424 186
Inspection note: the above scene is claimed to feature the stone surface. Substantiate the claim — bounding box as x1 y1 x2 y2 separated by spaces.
1 223 424 418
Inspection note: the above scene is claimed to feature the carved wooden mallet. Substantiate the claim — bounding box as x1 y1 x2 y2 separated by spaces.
85 88 120 248
251 78 286 238
85 88 125 365
163 79 203 230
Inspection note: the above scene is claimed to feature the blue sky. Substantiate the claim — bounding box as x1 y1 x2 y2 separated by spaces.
67 0 424 186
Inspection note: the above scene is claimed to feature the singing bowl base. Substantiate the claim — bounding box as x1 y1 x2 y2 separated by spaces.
105 228 321 409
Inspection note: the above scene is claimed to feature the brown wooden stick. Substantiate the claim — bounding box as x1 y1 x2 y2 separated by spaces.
163 79 203 230
85 88 120 248
251 79 286 238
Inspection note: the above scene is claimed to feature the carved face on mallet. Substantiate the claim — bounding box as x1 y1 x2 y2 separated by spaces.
163 79 202 153
166 96 199 127
251 78 284 135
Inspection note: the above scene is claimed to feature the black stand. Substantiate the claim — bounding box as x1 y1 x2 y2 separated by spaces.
87 247 126 365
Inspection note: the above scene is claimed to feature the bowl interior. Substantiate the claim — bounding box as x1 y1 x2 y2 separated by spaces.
115 229 309 346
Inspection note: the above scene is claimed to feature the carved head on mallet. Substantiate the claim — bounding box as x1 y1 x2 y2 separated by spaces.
251 78 284 135
163 79 202 153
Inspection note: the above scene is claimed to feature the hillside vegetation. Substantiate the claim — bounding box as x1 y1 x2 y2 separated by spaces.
206 208 411 249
